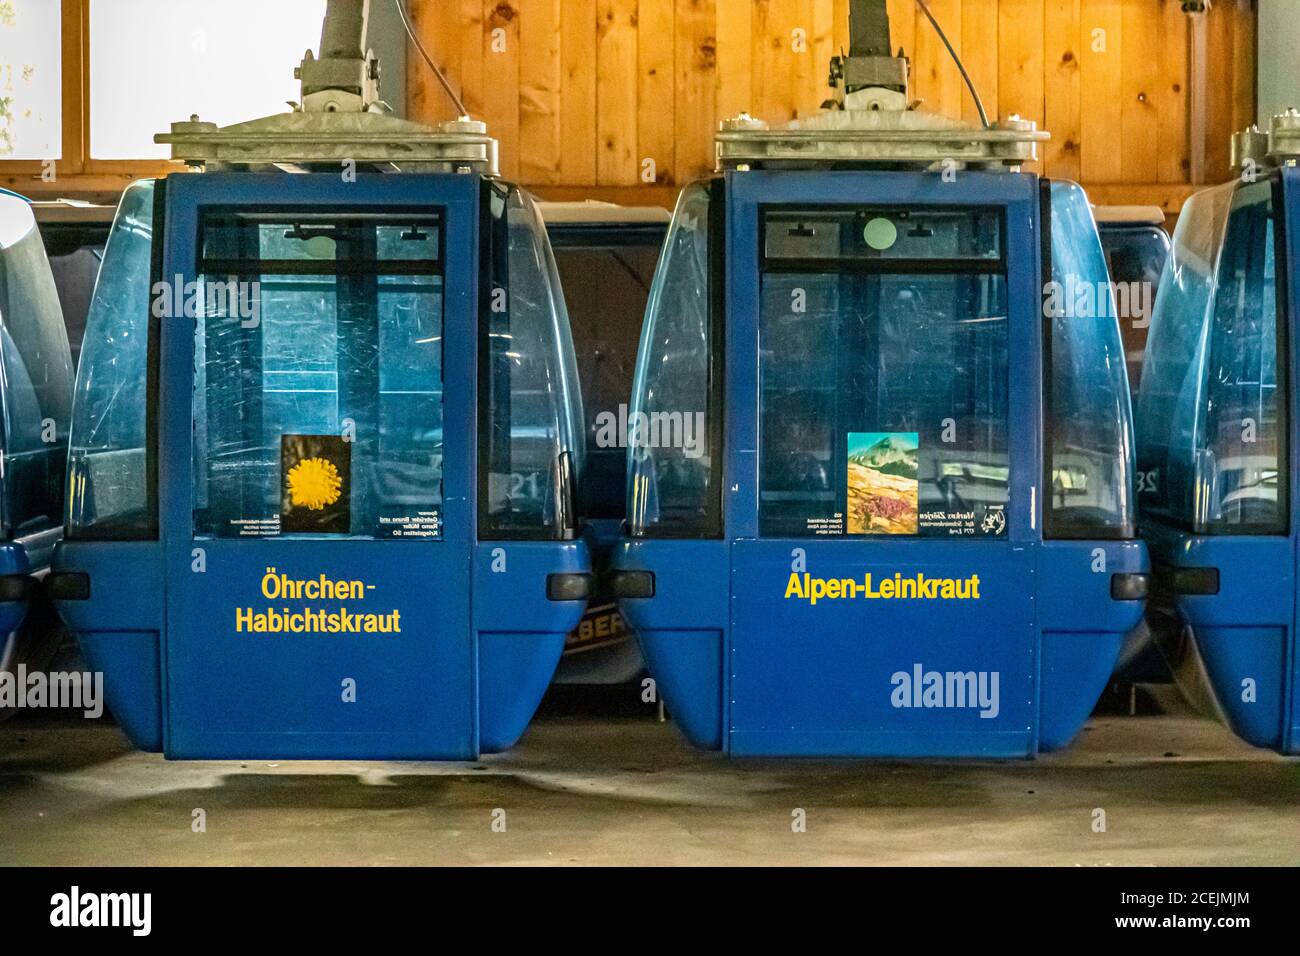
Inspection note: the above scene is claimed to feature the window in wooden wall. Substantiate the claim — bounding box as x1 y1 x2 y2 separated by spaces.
0 0 62 161
89 0 325 159
0 0 325 196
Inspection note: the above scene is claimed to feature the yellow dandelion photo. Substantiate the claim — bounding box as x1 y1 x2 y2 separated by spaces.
286 457 342 511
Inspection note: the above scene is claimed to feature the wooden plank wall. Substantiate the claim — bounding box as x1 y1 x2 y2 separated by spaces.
407 0 1257 212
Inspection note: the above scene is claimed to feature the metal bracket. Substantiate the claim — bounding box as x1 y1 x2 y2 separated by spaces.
717 110 1045 172
720 0 1045 172
826 0 909 110
1232 109 1300 171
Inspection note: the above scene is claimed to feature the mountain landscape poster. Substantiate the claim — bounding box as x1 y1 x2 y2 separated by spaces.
846 432 919 535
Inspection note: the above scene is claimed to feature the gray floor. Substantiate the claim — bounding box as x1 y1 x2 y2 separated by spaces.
1 703 1297 866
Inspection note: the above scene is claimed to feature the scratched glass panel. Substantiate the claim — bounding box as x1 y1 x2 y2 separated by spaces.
480 186 584 539
759 269 1010 539
66 181 156 540
626 182 716 537
193 213 443 539
1045 181 1137 539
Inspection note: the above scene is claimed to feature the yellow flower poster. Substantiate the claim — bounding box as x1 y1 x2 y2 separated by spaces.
280 434 351 534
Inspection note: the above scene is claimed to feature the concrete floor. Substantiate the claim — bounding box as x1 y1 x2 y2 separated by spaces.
1 702 1297 866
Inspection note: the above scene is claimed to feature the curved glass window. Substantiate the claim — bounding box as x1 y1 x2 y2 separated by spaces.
480 185 584 539
548 217 665 521
1045 181 1136 539
627 181 718 537
0 194 74 540
1198 182 1283 532
67 181 156 540
758 206 1009 539
1136 183 1234 526
1097 222 1171 390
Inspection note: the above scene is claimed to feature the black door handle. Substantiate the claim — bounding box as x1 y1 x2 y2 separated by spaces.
608 569 655 599
45 572 91 601
1109 572 1150 601
0 574 36 602
546 572 592 602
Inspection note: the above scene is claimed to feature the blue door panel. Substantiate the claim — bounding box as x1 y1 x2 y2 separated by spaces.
474 539 589 751
724 171 1043 758
160 174 480 759
165 546 474 759
729 540 1035 757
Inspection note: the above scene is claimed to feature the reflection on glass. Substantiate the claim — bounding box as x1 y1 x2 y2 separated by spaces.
627 181 716 537
192 211 444 540
481 186 584 539
0 192 72 537
1199 184 1282 533
759 269 1010 539
1045 181 1136 539
67 181 155 540
1137 180 1283 535
1137 182 1236 529
1098 223 1170 390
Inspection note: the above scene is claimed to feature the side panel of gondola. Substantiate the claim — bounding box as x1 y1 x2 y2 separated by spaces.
1137 169 1296 753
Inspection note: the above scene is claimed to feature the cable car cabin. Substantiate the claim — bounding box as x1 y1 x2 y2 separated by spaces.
0 194 75 680
51 173 589 760
1136 116 1300 754
608 17 1149 756
46 9 590 759
541 202 669 684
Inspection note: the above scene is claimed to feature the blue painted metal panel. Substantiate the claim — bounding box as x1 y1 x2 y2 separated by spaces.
1037 539 1146 749
1147 526 1294 751
0 541 33 636
615 538 729 747
475 539 588 751
52 542 163 749
729 540 1036 757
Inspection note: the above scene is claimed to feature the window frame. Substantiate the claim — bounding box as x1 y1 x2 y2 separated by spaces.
755 200 1012 541
189 203 449 541
0 1 186 195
